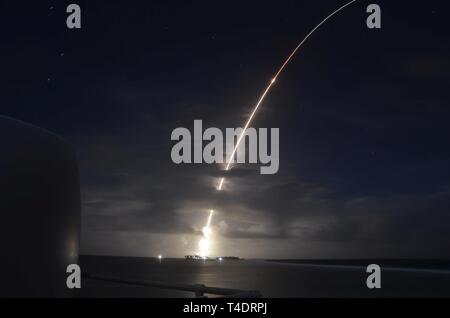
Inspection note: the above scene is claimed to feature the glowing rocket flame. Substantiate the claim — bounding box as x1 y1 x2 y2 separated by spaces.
199 210 214 257
217 0 357 191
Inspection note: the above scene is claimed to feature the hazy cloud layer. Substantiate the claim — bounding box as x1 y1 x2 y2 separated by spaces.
80 117 450 258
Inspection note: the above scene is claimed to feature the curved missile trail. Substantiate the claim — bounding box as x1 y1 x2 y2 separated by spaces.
217 0 357 191
198 0 357 257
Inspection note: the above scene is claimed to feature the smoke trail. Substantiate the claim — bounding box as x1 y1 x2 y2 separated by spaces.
217 0 357 191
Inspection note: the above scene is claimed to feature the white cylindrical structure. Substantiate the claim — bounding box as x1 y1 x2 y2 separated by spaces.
0 116 80 297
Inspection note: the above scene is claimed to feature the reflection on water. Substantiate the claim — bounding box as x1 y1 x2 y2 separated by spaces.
79 256 450 298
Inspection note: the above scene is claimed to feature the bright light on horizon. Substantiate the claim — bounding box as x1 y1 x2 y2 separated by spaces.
198 210 214 257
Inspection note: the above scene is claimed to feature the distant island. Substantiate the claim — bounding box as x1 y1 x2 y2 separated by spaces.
185 255 242 261
218 256 241 260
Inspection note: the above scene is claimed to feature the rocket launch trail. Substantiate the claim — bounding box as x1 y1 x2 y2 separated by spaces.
199 210 214 257
217 0 357 191
205 210 214 230
198 0 357 256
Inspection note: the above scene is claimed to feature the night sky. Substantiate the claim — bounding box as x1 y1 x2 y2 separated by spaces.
2 0 450 258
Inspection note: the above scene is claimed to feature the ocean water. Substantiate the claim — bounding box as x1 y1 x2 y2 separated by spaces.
78 256 450 298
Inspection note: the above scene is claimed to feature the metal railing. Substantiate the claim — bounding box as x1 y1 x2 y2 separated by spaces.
83 273 262 298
